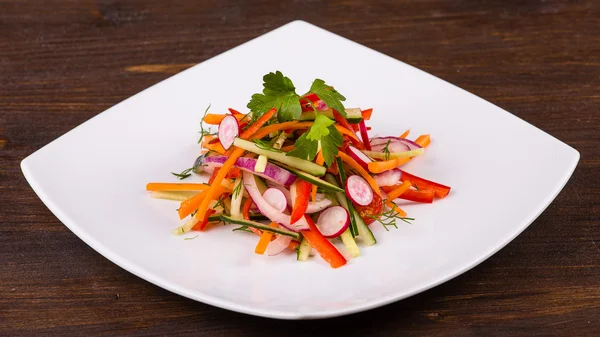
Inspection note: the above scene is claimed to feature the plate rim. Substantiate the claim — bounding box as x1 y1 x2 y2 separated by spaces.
20 20 581 319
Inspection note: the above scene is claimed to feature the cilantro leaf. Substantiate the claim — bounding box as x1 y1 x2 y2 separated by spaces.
287 114 342 166
306 113 335 141
320 125 343 167
309 79 346 116
287 132 318 161
246 71 301 122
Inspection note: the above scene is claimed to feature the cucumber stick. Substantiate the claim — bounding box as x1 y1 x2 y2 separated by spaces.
340 228 360 258
296 237 312 261
220 215 301 240
299 108 363 124
275 163 344 193
233 138 325 176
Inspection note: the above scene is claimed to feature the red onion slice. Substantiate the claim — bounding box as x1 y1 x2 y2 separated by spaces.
197 155 296 186
267 235 293 256
242 171 309 232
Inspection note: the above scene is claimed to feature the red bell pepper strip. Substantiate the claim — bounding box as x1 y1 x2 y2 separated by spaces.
400 170 451 198
358 119 371 150
290 179 312 223
228 108 242 115
192 209 216 231
302 216 347 268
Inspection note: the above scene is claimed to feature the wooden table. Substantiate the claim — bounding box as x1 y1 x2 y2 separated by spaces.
2 1 599 335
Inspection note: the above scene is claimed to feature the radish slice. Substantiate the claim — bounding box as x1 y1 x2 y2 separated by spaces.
346 145 373 170
267 235 293 256
262 188 287 212
265 181 333 213
370 136 422 152
346 175 374 206
242 171 309 232
218 115 240 150
316 206 349 238
373 169 402 187
197 155 296 186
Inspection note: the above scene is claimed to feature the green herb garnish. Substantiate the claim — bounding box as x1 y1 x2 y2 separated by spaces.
171 167 194 180
232 226 253 233
382 139 392 161
287 113 343 167
367 207 415 231
198 104 215 144
232 179 243 199
184 235 199 240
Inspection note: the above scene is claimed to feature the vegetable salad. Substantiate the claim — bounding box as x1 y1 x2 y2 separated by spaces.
146 71 451 268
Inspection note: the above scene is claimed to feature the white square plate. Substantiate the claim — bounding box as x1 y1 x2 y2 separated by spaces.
21 21 579 319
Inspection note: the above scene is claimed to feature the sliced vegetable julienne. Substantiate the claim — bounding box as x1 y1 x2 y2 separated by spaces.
312 150 325 203
204 113 245 125
340 228 360 258
298 107 363 124
415 134 431 148
230 177 244 218
382 186 435 204
290 179 311 223
302 215 347 268
363 147 424 160
272 162 344 193
233 138 326 177
337 151 382 196
400 170 451 198
255 222 278 255
346 145 373 170
373 169 402 187
221 215 301 240
296 237 312 261
243 171 310 232
199 155 297 187
262 188 287 212
399 129 410 139
150 191 199 201
146 183 209 192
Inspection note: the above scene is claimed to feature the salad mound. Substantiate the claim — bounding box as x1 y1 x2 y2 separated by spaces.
146 71 451 268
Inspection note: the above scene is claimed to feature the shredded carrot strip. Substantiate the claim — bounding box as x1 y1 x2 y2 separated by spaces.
201 140 225 154
239 108 277 139
337 151 381 196
386 180 412 200
312 151 324 203
335 125 360 142
367 157 410 173
361 108 373 120
195 148 245 222
415 134 430 147
399 129 410 139
146 183 209 192
203 113 245 125
251 121 313 140
178 190 207 220
254 222 277 255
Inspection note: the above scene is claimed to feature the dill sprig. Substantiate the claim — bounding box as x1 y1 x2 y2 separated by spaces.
171 167 194 180
367 207 415 231
382 139 392 161
232 179 243 199
198 104 216 144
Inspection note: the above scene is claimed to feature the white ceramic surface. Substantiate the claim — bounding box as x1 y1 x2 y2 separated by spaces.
21 21 579 319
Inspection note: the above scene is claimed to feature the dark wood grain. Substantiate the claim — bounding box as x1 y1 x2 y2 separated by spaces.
1 0 599 336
